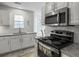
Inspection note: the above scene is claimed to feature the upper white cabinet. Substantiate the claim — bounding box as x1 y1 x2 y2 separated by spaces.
0 9 10 26
69 2 79 25
45 2 55 14
45 2 68 14
56 2 68 10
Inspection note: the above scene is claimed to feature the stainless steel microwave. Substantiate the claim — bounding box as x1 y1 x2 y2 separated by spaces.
45 7 69 26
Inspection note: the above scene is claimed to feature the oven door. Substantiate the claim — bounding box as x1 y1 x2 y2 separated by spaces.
37 42 61 57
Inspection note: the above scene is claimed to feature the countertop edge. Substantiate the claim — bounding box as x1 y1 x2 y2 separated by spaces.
0 32 36 37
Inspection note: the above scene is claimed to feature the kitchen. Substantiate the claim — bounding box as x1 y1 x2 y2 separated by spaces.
36 2 79 57
0 2 79 57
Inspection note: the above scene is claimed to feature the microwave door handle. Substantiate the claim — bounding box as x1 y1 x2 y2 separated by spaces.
57 13 60 24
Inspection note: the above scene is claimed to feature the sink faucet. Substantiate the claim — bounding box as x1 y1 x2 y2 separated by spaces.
19 28 21 34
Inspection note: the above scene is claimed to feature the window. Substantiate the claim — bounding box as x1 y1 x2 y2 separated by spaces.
14 15 24 28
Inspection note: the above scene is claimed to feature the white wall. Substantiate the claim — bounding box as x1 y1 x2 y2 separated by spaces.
34 3 46 36
34 11 42 33
0 5 34 34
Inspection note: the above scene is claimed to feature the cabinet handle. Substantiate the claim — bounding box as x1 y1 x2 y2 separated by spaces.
8 39 11 51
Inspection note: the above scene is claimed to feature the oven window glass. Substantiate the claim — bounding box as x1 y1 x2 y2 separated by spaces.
45 14 58 24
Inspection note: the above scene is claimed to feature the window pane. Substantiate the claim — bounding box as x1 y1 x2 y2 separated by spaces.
19 24 24 28
14 21 24 28
14 15 24 28
15 24 20 28
14 15 24 21
19 22 24 24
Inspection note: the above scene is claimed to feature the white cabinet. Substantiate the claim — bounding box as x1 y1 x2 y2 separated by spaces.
0 9 10 26
56 2 68 10
69 2 79 25
30 34 36 45
45 2 55 14
0 34 36 54
45 2 79 25
22 34 35 48
0 37 10 54
10 36 21 51
45 2 68 14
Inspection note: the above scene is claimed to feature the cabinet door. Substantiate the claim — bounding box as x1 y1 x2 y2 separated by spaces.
0 10 9 25
22 35 34 48
30 34 35 45
56 2 68 10
69 2 79 25
0 37 10 54
10 36 21 51
45 2 55 14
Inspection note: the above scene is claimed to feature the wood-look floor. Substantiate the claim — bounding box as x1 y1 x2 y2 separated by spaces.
0 47 36 57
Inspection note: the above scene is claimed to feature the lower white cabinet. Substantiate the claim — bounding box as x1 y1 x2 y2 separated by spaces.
22 35 33 48
31 34 36 45
0 37 10 54
10 36 21 51
9 34 35 51
0 34 36 54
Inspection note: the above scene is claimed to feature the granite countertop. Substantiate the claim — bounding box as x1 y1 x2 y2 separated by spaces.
61 43 79 57
0 32 36 37
35 36 50 39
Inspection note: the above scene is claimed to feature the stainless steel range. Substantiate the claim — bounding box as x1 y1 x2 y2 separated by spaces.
37 30 74 57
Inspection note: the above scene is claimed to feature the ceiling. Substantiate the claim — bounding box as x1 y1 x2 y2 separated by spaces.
1 2 45 12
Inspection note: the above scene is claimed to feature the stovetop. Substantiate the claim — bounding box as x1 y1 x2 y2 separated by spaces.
38 30 74 49
38 36 73 49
